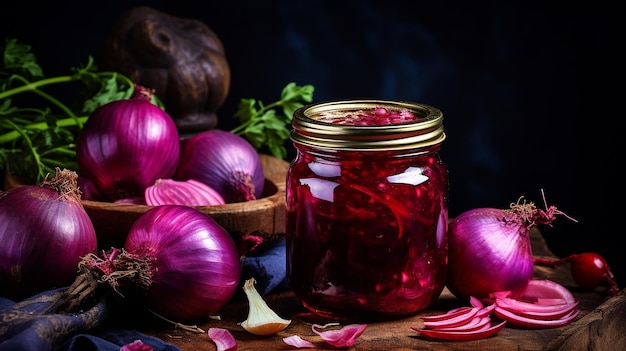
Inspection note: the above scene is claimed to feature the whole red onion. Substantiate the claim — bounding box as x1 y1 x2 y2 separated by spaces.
76 86 180 201
0 169 97 299
176 130 264 203
446 194 569 301
124 205 241 321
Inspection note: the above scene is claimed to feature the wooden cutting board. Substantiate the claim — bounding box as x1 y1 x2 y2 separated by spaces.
140 228 626 351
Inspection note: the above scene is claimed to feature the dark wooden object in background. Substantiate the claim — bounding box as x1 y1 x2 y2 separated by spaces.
143 228 626 350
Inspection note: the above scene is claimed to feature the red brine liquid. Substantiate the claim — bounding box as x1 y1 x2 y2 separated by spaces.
287 103 448 321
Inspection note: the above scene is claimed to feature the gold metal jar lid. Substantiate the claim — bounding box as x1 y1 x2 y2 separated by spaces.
291 100 445 151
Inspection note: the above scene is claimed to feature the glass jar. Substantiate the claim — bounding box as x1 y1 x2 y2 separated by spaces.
286 100 448 322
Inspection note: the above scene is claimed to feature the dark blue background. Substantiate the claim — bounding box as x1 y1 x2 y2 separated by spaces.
2 1 622 286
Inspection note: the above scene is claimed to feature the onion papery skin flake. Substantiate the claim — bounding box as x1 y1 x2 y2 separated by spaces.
446 201 559 301
124 205 242 321
76 89 180 202
0 172 98 300
176 130 264 203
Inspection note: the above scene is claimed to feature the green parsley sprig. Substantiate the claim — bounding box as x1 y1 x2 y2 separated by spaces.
0 38 135 183
231 82 314 159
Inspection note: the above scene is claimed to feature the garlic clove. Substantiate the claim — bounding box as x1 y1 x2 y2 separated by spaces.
239 277 291 335
241 320 291 336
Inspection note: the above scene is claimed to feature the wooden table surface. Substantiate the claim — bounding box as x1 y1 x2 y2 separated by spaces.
142 228 626 350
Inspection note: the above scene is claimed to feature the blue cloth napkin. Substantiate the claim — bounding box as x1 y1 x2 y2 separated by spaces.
239 237 288 297
0 238 287 351
61 330 181 351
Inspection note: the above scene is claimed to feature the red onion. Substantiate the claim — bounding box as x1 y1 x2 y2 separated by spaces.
534 252 619 295
0 169 97 299
176 130 264 203
144 178 225 206
124 205 241 321
76 86 180 201
77 175 105 200
446 193 571 301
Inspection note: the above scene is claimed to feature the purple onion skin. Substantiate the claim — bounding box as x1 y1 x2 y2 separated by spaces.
0 186 97 300
446 207 535 301
76 95 180 201
124 205 241 321
176 130 264 203
77 175 105 201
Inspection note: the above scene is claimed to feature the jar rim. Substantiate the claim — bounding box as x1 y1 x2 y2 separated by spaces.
291 100 445 151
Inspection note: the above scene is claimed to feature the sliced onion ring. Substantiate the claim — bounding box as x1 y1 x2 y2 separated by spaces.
412 321 507 341
495 306 580 328
512 279 575 304
504 303 579 321
423 307 479 329
420 306 474 322
496 298 578 315
476 303 496 318
469 296 484 308
494 279 581 327
432 316 492 332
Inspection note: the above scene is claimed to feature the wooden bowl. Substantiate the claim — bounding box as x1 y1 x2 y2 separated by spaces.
4 154 288 249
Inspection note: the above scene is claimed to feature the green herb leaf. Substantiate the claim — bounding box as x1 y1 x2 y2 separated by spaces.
0 38 135 183
1 38 43 78
231 82 314 159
